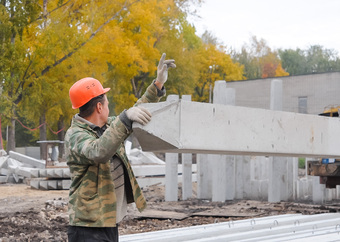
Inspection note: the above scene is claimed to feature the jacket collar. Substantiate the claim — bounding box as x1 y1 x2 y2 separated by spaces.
74 114 107 137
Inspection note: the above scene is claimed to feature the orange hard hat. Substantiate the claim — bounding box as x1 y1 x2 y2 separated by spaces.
69 77 110 109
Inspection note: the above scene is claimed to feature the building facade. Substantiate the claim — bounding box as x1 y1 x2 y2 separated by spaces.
224 72 340 115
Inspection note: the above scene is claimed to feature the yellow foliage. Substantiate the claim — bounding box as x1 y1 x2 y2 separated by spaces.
194 43 245 102
275 63 289 77
2 0 244 142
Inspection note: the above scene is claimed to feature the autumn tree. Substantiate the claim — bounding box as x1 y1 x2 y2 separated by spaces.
194 32 245 102
2 0 243 152
305 45 340 73
0 0 40 152
278 48 308 75
279 45 340 75
232 36 288 79
1 0 144 152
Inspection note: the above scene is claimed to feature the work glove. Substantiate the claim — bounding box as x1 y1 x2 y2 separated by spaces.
126 106 152 125
157 53 176 85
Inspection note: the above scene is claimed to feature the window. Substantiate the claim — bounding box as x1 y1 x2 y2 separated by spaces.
298 96 308 114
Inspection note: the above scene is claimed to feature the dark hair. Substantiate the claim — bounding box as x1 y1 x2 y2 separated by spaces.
79 94 105 118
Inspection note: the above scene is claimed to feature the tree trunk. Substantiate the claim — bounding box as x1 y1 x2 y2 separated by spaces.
6 118 16 152
39 114 47 161
57 116 65 159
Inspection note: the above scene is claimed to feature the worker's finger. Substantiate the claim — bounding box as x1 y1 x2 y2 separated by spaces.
158 53 166 68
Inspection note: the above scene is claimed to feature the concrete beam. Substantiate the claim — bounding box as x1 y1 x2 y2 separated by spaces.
132 164 197 177
14 167 39 178
133 100 340 158
9 151 45 168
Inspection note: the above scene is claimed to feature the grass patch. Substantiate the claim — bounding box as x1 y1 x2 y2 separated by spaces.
298 157 306 169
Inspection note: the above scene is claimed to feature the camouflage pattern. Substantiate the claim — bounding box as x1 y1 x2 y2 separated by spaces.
65 81 164 227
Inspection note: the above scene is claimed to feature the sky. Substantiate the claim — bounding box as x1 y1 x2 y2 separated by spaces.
188 0 340 53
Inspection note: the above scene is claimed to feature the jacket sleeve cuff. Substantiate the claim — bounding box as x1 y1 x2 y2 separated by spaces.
153 80 166 97
119 110 133 131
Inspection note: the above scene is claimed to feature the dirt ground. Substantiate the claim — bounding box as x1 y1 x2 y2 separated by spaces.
1 183 340 241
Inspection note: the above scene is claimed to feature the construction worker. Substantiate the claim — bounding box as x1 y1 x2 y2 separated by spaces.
65 53 175 242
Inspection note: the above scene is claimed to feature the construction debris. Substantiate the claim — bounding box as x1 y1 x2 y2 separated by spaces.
0 150 71 190
0 148 170 191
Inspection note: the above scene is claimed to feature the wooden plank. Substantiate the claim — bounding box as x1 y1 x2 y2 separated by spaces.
137 209 189 220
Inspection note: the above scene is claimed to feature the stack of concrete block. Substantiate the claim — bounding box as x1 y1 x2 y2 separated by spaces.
0 150 71 190
30 167 71 190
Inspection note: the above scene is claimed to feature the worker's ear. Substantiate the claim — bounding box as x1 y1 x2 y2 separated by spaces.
96 101 103 113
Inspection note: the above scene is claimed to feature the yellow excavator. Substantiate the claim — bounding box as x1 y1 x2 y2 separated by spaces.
308 105 340 188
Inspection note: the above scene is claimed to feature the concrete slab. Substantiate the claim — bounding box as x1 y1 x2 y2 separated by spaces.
48 180 62 190
181 95 193 201
39 180 48 190
197 154 212 199
312 176 325 203
7 157 23 168
133 100 340 158
0 149 7 157
39 169 47 177
14 167 39 178
46 169 55 178
9 151 45 168
211 154 228 202
0 168 8 176
57 180 63 189
0 156 8 168
5 175 17 183
53 169 63 178
0 175 7 183
165 153 178 201
181 153 193 200
128 149 165 165
62 179 71 190
165 95 180 202
63 168 70 178
30 180 40 189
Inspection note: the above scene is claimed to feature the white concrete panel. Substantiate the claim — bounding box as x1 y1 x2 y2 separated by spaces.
225 155 235 200
0 175 7 183
0 156 8 168
47 180 58 190
30 180 40 189
54 169 63 178
181 153 193 200
133 100 340 158
14 167 39 178
0 168 8 176
181 95 193 200
211 154 227 202
197 154 212 199
39 180 48 190
63 168 71 178
39 169 47 177
165 153 178 201
9 151 45 168
312 176 325 203
62 179 71 190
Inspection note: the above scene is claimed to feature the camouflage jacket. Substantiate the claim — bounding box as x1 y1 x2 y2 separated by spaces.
65 81 165 227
